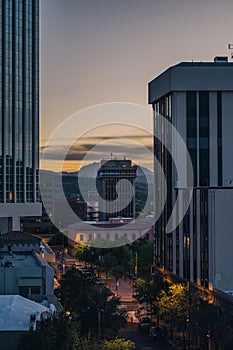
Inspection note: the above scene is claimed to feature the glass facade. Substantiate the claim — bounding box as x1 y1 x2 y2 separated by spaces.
199 92 210 187
217 92 222 186
186 92 197 186
200 190 208 288
97 159 137 221
154 92 211 287
0 0 39 203
187 91 210 187
154 94 172 270
150 62 233 291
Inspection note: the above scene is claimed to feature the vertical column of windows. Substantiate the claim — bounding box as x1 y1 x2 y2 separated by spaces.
5 0 13 202
199 92 210 187
193 191 197 282
154 102 161 267
25 0 33 202
186 92 197 186
200 190 209 287
217 92 222 186
33 0 39 202
0 0 3 201
15 0 24 202
154 95 173 270
183 191 190 279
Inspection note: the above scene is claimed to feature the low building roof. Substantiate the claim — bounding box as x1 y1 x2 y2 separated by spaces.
1 231 41 245
0 295 50 331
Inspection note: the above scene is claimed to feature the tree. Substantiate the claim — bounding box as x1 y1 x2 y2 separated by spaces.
158 283 198 343
103 254 117 278
18 316 134 350
135 273 168 324
130 238 154 279
80 337 135 350
137 240 154 278
101 338 135 350
110 266 125 291
75 244 98 266
48 232 68 246
191 301 233 350
60 267 127 338
17 315 80 350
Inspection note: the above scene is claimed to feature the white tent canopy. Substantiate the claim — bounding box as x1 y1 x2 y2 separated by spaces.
0 295 50 331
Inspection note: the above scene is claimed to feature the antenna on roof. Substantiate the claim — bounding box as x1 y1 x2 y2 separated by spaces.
228 44 233 59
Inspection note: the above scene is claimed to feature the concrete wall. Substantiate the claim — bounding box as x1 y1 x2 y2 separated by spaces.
0 331 24 350
210 189 233 291
222 92 233 185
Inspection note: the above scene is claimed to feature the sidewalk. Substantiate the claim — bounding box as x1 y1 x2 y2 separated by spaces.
111 278 135 302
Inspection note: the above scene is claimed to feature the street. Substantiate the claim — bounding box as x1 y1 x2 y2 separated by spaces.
119 323 174 350
113 279 175 349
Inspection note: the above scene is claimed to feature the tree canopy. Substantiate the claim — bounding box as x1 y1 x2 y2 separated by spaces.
60 267 127 337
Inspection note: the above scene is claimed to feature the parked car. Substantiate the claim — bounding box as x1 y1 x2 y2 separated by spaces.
149 326 165 340
138 317 152 332
96 278 105 285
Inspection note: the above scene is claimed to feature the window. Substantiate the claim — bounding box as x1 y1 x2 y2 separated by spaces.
30 286 40 295
199 92 210 186
217 92 222 186
187 92 197 186
19 286 29 297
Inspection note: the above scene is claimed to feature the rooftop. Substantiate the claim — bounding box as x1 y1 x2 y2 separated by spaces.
148 59 233 103
0 251 49 268
68 217 154 231
0 295 50 331
1 231 41 245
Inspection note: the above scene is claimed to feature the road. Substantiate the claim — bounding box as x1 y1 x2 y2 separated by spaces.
119 323 174 350
110 278 134 301
112 279 176 349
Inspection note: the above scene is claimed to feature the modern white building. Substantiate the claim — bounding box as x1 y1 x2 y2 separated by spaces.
149 57 233 291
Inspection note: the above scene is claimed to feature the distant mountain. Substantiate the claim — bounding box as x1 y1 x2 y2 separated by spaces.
41 161 154 184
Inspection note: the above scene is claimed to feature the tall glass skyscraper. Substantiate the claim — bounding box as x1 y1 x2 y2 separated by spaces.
0 0 41 232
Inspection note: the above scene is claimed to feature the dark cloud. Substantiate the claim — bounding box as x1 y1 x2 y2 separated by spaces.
40 141 153 162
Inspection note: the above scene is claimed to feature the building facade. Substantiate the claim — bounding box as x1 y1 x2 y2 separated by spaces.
149 58 233 291
97 159 137 221
0 250 54 297
68 217 154 246
0 0 41 232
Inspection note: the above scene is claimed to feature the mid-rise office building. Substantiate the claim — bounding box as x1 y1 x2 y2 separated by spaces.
0 0 41 232
149 57 233 291
97 159 137 221
0 250 54 297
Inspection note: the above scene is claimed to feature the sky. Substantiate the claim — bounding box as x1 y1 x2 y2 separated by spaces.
40 0 233 172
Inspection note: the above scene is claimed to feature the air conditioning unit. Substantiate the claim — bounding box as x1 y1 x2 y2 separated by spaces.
224 178 233 186
214 56 228 63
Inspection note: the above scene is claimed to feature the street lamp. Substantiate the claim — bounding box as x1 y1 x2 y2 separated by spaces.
134 251 138 277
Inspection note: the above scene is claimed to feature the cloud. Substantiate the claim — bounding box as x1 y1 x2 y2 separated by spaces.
40 141 153 162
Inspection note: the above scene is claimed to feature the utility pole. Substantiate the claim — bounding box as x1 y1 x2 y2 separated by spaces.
134 251 138 277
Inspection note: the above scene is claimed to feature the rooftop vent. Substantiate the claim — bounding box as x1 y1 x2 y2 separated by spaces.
214 56 228 63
